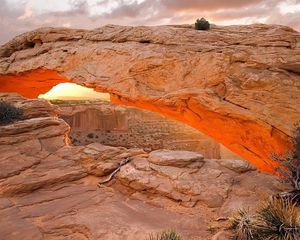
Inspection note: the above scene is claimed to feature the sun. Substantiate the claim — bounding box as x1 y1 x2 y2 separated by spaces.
38 83 110 101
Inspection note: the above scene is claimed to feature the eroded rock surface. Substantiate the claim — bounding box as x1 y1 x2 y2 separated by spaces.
117 150 277 209
0 92 60 119
0 24 299 171
0 93 285 239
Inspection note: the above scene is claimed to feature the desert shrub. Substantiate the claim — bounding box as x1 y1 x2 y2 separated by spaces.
229 209 258 240
195 18 210 30
146 230 183 240
229 125 300 239
0 101 23 125
272 125 300 204
87 133 94 138
256 198 300 240
229 198 300 240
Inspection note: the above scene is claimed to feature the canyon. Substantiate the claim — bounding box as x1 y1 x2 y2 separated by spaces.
57 100 241 159
0 24 299 171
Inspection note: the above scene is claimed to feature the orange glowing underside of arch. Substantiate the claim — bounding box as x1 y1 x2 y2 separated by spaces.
0 69 292 173
0 69 70 98
110 95 291 173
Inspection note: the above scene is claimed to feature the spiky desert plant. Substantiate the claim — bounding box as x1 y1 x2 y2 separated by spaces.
229 208 258 240
195 18 210 30
272 125 300 204
0 101 23 125
146 230 183 240
256 198 300 240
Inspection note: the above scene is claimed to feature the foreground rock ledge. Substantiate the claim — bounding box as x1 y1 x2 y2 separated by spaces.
0 94 284 239
0 24 300 171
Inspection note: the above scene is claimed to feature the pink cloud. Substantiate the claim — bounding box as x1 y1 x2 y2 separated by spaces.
0 0 299 45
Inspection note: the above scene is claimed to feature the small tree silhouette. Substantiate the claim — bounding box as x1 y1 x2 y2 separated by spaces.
0 101 23 125
195 18 210 30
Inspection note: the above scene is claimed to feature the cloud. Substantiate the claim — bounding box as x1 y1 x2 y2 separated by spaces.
0 0 25 43
266 7 300 30
160 0 265 11
0 0 299 45
18 6 33 20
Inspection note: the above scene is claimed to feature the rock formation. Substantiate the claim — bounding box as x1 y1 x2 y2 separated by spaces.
0 93 284 239
0 24 299 171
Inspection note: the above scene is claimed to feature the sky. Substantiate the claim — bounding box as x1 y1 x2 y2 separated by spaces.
0 0 300 44
38 83 110 100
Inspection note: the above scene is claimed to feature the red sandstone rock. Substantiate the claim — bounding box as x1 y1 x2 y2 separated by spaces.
148 149 204 167
0 24 299 171
0 93 60 118
0 92 287 239
117 152 278 209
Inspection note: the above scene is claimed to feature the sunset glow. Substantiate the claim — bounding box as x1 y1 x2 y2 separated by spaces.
1 0 299 238
38 83 110 101
1 0 299 44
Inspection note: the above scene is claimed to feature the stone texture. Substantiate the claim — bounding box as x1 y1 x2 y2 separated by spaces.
0 198 43 240
217 159 256 173
0 92 60 119
80 142 146 176
0 24 299 171
211 231 231 240
148 149 204 167
117 153 277 209
0 117 69 146
1 141 279 240
0 149 87 197
0 138 281 239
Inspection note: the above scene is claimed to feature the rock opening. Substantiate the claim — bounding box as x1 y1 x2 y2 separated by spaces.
37 82 241 160
0 68 292 172
55 99 242 160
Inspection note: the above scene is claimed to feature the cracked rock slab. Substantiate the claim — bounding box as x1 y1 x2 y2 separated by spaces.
148 149 204 167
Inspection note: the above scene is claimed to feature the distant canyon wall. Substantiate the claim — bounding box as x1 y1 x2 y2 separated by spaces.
58 101 241 160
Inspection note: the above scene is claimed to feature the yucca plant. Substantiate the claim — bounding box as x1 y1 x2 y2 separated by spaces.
229 208 259 240
272 125 300 205
256 198 300 240
146 230 183 240
0 101 23 125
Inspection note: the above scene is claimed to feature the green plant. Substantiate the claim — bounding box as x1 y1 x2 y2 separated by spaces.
195 18 210 30
272 125 300 204
146 230 183 240
229 208 258 240
0 101 23 125
256 198 300 240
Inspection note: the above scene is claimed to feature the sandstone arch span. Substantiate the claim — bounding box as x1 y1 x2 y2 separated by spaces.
0 24 299 172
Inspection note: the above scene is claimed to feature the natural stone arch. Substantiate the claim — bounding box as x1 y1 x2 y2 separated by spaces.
0 24 299 172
